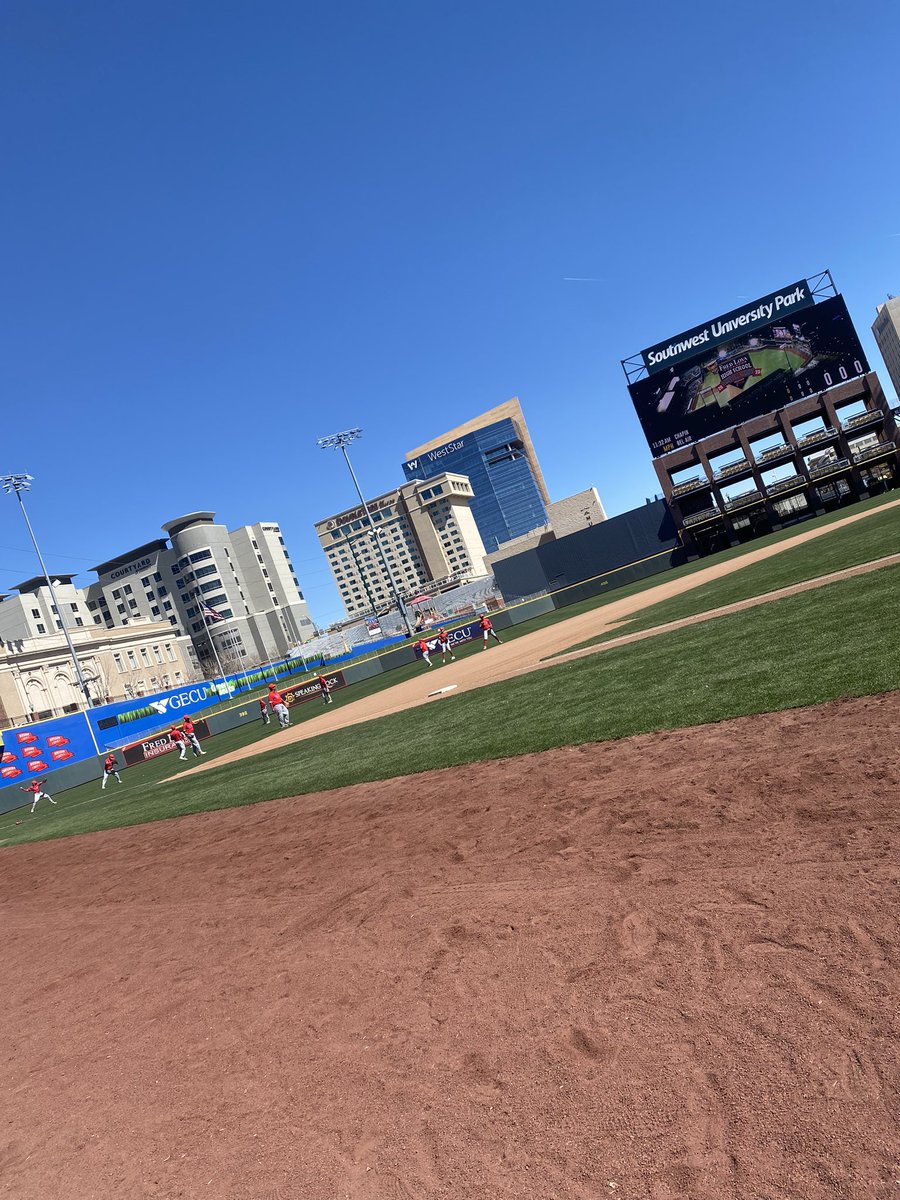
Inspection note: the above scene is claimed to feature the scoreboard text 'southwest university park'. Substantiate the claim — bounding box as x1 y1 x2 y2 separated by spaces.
624 279 870 457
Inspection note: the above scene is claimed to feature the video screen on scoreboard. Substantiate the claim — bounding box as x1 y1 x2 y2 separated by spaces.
628 295 869 456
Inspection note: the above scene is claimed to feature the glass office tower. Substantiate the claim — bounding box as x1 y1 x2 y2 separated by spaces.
402 399 550 552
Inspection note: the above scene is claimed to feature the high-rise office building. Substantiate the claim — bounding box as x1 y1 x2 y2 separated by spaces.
401 399 551 552
84 512 315 667
315 473 488 619
872 297 900 397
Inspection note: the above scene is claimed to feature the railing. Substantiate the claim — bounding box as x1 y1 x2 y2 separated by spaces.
754 443 792 464
723 489 764 512
682 507 722 527
766 474 806 497
853 442 897 464
841 410 883 432
713 458 750 480
795 427 838 449
670 476 707 498
808 457 850 480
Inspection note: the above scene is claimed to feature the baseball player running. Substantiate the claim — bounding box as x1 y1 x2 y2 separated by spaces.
479 613 502 649
436 626 456 663
181 716 206 757
259 697 270 725
101 752 122 789
169 724 189 760
416 638 434 668
268 683 290 728
20 779 57 814
317 674 333 705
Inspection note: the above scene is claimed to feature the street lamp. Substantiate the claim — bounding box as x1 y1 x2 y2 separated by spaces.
316 428 414 635
1 473 102 754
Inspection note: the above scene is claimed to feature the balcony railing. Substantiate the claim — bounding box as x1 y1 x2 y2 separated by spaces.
852 441 897 465
795 426 838 450
682 507 722 528
713 458 751 481
723 489 764 512
754 443 792 465
808 457 851 480
765 474 806 497
670 476 707 498
841 410 883 433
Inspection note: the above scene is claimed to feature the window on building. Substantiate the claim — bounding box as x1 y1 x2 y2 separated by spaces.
93 615 102 625
172 564 181 575
199 579 223 594
112 589 121 599
128 599 138 610
191 621 204 633
117 603 126 615
169 616 178 625
36 623 45 634
157 585 167 596
194 564 218 579
124 585 132 594
75 617 84 626
113 653 124 673
219 608 234 618
140 648 151 667
151 605 161 616
141 576 150 587
152 645 163 664
163 600 172 611
189 549 213 563
153 572 162 582
127 651 138 670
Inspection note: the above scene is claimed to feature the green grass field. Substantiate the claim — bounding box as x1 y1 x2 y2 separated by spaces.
693 346 807 410
2 558 898 849
550 498 900 657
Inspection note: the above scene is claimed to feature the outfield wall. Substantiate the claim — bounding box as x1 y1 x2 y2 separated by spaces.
491 498 684 603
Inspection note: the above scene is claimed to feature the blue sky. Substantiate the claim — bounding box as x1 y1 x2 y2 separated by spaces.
2 0 899 625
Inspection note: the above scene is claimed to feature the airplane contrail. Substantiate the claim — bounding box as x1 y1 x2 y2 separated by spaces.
563 276 606 282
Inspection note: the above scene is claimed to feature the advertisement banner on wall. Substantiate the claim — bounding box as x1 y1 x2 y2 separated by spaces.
122 719 212 767
414 620 482 656
1 713 99 787
626 294 869 456
282 672 347 707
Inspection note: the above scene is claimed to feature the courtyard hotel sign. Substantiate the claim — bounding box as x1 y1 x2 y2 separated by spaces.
107 556 153 581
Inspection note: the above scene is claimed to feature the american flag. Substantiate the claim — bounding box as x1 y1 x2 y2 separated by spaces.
200 601 225 623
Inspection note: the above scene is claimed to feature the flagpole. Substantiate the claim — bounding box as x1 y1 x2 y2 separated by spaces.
196 591 229 691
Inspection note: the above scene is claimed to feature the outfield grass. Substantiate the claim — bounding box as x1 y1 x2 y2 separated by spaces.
2 560 897 848
102 493 900 744
550 498 900 657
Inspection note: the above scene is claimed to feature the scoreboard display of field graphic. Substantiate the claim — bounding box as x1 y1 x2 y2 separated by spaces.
627 293 870 456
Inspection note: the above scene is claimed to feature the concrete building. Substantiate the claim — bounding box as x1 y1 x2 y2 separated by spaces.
485 487 607 568
402 399 552 552
872 297 900 398
0 600 197 726
84 513 316 669
315 473 489 619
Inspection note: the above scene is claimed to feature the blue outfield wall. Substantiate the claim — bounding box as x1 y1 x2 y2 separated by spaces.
0 637 401 792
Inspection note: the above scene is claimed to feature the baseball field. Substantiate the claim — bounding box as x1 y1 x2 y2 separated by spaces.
2 496 899 1198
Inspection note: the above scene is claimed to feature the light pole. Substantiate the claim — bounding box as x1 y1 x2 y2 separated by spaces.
316 428 414 635
1 473 102 754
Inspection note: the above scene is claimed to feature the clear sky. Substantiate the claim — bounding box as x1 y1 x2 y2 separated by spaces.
3 0 899 625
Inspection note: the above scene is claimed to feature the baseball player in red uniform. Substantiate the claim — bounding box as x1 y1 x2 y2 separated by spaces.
268 683 290 728
436 627 456 663
101 752 122 789
169 724 188 760
259 696 270 725
20 779 56 814
181 716 206 757
479 613 502 649
317 674 333 705
416 638 433 667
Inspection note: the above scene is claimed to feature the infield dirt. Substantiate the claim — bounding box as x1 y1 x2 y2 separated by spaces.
3 692 898 1198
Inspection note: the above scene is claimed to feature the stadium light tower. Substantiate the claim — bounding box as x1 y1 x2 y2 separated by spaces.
316 428 414 636
1 473 102 754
